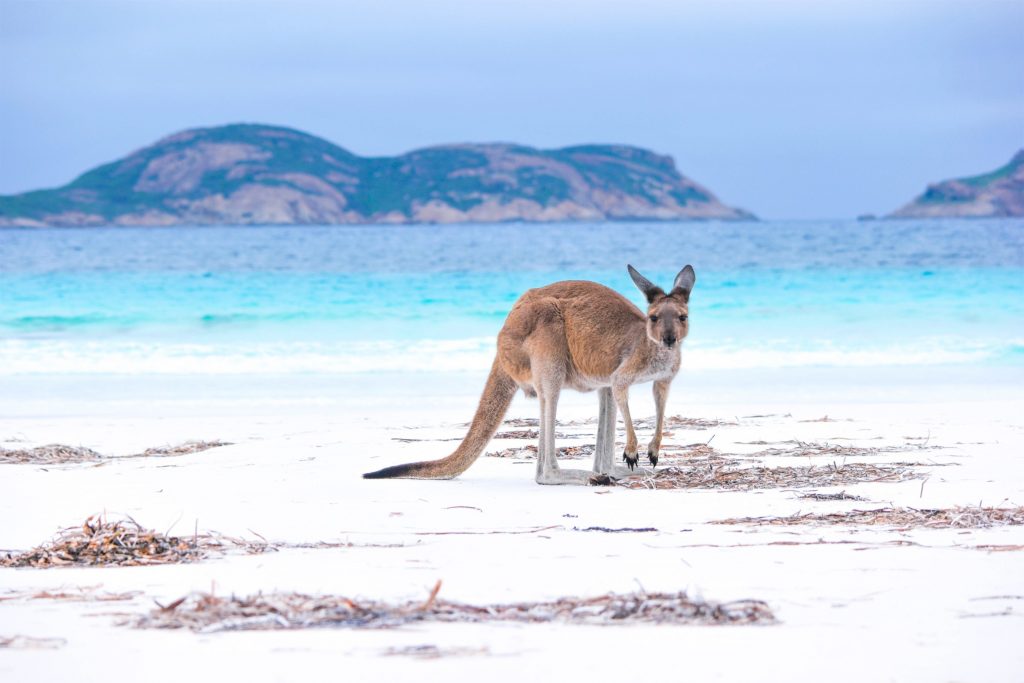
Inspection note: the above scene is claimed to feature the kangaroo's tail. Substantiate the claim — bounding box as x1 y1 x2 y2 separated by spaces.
363 358 518 480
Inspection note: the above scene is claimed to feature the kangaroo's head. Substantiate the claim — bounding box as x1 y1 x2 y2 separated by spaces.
627 264 696 349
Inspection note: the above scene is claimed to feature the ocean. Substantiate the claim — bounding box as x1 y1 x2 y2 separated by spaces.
0 219 1022 375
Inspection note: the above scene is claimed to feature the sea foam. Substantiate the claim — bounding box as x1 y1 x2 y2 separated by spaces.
0 336 1016 375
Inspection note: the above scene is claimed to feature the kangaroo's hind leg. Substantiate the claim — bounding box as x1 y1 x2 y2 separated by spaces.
534 373 596 486
594 387 617 474
594 387 642 479
593 388 611 473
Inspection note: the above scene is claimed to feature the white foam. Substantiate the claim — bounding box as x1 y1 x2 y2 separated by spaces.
0 335 1016 375
0 338 496 375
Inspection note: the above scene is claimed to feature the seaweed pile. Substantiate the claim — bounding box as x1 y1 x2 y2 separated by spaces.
619 462 923 491
1 516 215 568
1 440 230 465
714 506 1024 529
129 582 775 632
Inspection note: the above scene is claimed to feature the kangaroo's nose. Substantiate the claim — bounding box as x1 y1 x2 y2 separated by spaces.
664 335 676 347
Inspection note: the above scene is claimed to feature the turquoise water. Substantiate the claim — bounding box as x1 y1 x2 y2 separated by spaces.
0 220 1021 374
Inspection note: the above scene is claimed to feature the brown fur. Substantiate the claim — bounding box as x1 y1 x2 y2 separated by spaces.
363 265 695 484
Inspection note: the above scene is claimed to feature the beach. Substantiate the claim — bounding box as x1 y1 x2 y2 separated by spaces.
2 220 1023 681
2 363 1023 682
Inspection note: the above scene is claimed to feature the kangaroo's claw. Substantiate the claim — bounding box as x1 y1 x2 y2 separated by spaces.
623 450 639 470
648 450 658 467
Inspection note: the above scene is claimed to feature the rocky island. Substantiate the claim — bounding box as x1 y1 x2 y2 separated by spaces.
890 150 1024 218
0 124 753 227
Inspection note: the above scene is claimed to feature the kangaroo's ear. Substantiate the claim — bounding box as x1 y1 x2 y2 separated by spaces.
671 265 696 300
627 264 665 303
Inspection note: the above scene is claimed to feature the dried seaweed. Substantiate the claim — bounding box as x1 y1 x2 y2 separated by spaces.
618 462 924 491
270 540 408 550
412 525 561 536
795 491 869 501
751 441 943 459
659 443 730 463
493 429 540 439
1 516 217 568
127 583 774 632
391 436 462 443
0 444 102 464
383 644 490 659
486 444 593 459
713 506 1024 529
0 587 141 602
548 415 735 430
133 441 231 458
1 440 231 465
487 444 539 458
502 418 539 427
573 526 658 533
638 415 739 430
487 442 721 464
0 635 66 649
0 517 413 567
546 415 735 429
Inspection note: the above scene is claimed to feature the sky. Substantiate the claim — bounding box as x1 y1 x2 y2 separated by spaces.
0 0 1021 219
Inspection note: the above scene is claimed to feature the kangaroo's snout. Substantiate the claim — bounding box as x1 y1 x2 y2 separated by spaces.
663 335 676 348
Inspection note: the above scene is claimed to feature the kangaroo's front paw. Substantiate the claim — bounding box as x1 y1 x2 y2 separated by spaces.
623 449 639 471
647 445 659 468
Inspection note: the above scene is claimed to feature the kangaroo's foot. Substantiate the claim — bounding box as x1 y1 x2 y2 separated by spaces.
536 468 604 486
647 444 659 467
622 448 639 471
609 465 644 478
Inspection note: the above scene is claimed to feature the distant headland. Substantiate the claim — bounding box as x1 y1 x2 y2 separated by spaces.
889 150 1024 218
0 124 755 227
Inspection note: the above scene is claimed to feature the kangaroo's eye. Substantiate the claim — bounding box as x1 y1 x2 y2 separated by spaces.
679 315 688 322
649 315 658 323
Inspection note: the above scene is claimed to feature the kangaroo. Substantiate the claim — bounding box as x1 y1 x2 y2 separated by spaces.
363 264 695 485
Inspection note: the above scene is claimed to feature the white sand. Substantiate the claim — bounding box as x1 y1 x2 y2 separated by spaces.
1 366 1023 682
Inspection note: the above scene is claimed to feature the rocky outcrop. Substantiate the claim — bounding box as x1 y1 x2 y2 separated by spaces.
890 150 1024 218
0 124 754 226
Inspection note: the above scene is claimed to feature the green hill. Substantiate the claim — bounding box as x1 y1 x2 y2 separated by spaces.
0 124 754 226
890 150 1024 218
